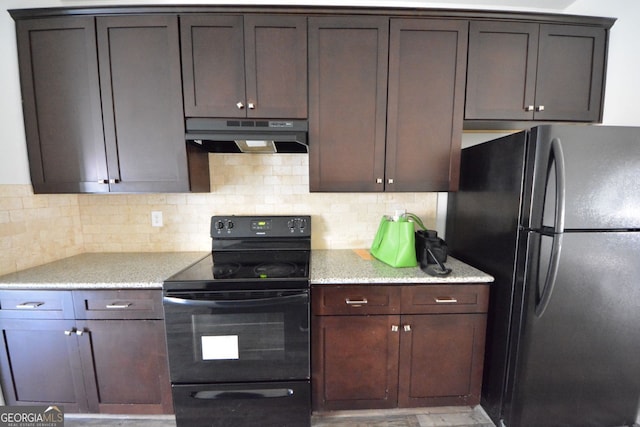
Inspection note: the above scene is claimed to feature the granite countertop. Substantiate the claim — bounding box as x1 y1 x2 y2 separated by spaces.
0 249 492 290
310 249 493 284
0 252 208 289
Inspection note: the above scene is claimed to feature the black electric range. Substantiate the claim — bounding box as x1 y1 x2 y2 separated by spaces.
163 215 312 427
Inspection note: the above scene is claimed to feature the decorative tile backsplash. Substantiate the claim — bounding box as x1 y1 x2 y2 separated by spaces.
0 184 83 275
1 154 438 275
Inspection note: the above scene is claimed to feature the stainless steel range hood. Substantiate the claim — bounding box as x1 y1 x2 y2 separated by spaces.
186 118 308 154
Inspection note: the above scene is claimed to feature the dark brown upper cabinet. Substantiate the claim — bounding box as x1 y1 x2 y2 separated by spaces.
180 14 307 119
16 15 200 194
16 17 108 193
97 15 192 193
308 17 467 192
308 16 389 192
385 19 467 192
465 21 606 122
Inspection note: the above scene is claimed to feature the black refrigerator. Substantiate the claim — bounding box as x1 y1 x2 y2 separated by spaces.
446 125 640 427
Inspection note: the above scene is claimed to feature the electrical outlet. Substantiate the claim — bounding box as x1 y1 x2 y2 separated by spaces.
393 208 406 221
151 211 163 227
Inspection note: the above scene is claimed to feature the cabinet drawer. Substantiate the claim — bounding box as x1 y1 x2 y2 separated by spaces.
401 285 489 314
312 286 401 315
73 290 163 320
0 290 75 319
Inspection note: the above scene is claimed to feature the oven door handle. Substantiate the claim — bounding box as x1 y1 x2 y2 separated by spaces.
163 292 308 308
191 388 294 400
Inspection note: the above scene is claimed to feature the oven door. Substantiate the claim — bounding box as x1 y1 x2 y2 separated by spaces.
163 289 309 383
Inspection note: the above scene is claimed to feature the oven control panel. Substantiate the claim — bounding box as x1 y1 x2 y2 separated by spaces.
210 215 311 237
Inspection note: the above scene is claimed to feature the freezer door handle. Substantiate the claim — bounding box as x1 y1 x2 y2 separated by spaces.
535 233 563 318
550 137 566 233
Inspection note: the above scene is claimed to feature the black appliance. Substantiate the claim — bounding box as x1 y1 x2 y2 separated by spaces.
446 125 640 427
186 118 309 153
163 215 311 427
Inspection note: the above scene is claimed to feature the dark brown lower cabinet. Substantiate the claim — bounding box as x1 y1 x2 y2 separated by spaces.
0 290 172 414
312 284 489 411
0 318 88 412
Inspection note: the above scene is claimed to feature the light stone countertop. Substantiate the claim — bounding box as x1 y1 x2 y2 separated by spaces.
310 249 493 284
0 250 492 290
0 252 208 289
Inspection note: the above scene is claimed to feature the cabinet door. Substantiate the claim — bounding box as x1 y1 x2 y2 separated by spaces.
97 15 189 192
78 319 173 414
181 15 245 117
312 315 400 410
386 19 467 192
465 21 539 120
308 16 388 192
244 15 307 118
16 17 108 193
0 319 88 412
534 24 606 122
398 314 487 407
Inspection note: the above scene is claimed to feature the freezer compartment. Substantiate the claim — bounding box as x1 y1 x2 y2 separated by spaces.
172 381 311 427
531 125 640 231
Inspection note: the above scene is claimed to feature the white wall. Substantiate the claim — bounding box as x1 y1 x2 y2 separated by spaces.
1 0 637 185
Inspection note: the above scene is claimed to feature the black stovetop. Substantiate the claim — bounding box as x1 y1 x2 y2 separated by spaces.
164 215 311 291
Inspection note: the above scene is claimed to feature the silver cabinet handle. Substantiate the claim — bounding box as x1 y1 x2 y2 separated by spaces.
376 178 383 184
434 297 458 303
536 105 545 112
403 324 411 332
248 102 255 109
16 302 44 309
525 105 535 112
98 179 108 184
108 179 119 184
236 102 245 109
105 302 132 309
64 328 75 336
391 325 399 332
76 329 84 336
345 298 368 306
388 179 394 184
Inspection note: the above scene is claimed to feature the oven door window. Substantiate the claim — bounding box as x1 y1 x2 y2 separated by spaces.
194 312 284 361
164 290 309 383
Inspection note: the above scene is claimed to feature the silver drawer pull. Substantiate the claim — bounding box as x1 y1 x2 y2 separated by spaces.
16 302 45 309
106 302 133 309
391 325 399 332
434 297 458 304
345 298 368 306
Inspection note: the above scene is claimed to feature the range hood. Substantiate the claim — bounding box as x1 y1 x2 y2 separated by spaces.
186 118 308 154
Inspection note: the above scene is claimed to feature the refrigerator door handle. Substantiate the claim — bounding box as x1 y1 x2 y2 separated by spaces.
550 137 566 233
535 138 566 317
535 233 563 317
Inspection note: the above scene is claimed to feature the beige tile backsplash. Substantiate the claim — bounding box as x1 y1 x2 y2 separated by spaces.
1 154 437 275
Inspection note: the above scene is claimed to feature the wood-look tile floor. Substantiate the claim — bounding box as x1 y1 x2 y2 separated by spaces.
65 405 495 426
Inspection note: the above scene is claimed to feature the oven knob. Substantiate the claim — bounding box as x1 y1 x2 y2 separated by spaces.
288 219 296 230
299 218 307 230
227 221 234 229
215 220 224 230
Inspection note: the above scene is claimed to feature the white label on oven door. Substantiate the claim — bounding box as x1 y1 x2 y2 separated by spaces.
201 335 239 360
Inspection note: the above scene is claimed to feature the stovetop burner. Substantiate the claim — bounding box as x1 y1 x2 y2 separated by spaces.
254 262 297 278
213 263 241 279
